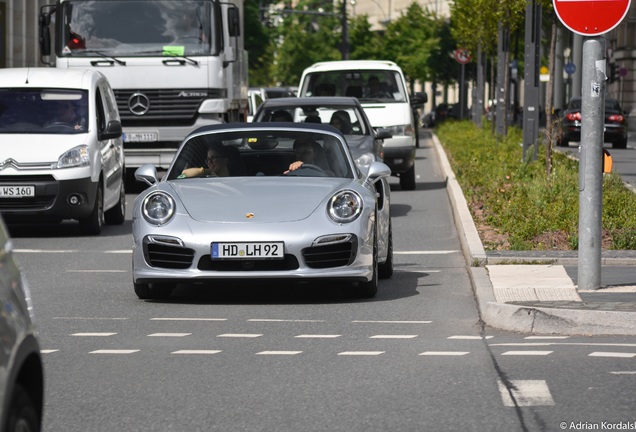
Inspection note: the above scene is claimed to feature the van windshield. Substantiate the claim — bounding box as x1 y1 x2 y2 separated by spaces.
57 0 214 57
0 89 88 134
301 70 407 103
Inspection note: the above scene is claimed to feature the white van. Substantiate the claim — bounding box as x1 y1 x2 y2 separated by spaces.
0 68 125 235
298 60 426 190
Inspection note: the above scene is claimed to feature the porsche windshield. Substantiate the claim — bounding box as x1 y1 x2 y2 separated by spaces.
58 0 215 57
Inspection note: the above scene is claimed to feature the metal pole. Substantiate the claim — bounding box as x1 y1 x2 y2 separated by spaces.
578 36 605 291
460 63 465 120
522 0 540 160
341 0 349 60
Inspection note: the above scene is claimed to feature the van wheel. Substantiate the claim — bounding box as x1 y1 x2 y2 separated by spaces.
105 180 126 225
399 165 416 191
79 183 104 235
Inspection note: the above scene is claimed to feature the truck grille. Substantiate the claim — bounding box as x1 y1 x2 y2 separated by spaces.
114 88 217 125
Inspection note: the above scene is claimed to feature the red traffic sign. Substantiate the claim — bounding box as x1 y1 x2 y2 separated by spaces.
454 48 471 64
553 0 631 36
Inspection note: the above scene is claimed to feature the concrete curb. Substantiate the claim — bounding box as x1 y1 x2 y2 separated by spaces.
431 133 636 335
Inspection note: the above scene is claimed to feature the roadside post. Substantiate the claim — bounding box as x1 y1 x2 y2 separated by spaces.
553 0 630 291
454 48 471 120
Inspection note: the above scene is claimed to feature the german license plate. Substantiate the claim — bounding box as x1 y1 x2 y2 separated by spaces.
211 242 284 259
0 185 35 198
124 132 158 142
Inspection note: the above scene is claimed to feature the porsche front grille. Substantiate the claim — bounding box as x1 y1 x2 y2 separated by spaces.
145 244 195 269
302 241 355 269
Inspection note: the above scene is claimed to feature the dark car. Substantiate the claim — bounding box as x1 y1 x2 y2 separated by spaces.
558 97 628 148
252 96 395 181
0 216 44 432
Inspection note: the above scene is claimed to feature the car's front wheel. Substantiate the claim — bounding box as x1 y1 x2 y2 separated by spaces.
5 383 40 432
399 164 416 190
378 222 393 279
79 183 104 235
354 233 378 298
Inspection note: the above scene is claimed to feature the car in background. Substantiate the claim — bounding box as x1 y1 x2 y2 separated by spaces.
132 123 393 300
247 87 298 122
0 67 126 235
558 97 628 148
252 96 392 175
0 216 44 432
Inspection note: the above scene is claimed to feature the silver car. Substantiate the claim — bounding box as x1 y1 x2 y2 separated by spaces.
132 123 393 299
0 216 44 432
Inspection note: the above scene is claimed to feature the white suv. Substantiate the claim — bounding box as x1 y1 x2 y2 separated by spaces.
0 68 125 235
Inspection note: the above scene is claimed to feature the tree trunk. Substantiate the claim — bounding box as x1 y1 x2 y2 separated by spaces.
545 14 557 177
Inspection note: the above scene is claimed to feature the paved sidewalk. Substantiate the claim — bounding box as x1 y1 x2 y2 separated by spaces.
431 132 636 335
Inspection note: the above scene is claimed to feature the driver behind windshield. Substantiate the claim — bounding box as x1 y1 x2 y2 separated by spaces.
44 100 85 131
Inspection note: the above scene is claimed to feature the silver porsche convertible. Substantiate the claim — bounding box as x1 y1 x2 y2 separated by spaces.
132 123 393 299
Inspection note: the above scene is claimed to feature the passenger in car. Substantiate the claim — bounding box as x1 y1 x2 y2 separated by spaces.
179 143 231 178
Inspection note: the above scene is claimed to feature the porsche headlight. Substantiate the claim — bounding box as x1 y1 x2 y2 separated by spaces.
142 191 175 226
355 152 376 170
54 145 90 169
328 190 362 223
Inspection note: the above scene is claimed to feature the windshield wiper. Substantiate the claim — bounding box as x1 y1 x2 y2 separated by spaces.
79 50 127 66
136 50 199 66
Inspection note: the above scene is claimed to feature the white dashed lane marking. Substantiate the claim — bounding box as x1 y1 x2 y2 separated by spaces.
498 380 555 407
589 352 636 358
148 333 191 337
151 318 227 322
295 334 341 338
448 335 494 340
89 349 139 354
256 351 303 355
419 351 469 356
370 335 418 339
72 333 116 337
501 351 554 356
352 320 432 324
338 351 385 356
217 334 262 338
172 350 222 355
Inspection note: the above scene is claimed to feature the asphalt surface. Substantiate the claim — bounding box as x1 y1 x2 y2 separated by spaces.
430 132 636 336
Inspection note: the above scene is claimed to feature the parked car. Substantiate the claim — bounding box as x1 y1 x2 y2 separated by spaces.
252 96 392 173
0 68 126 235
0 216 44 432
558 97 628 148
132 123 393 299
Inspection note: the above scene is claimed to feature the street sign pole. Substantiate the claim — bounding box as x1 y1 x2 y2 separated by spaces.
578 36 605 291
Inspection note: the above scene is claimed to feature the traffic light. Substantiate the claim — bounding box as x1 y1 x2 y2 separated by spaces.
609 63 619 83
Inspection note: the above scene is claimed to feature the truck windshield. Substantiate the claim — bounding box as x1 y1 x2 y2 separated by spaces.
0 90 88 135
302 70 408 103
58 0 214 57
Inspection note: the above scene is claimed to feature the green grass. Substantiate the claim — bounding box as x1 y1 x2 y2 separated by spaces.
436 120 636 250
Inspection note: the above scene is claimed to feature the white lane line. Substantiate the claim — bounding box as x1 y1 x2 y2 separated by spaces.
394 250 459 255
66 270 127 273
524 336 569 340
41 349 59 354
14 249 79 253
589 352 636 358
54 317 128 320
370 335 418 339
72 332 116 337
448 335 494 340
498 380 555 407
491 342 636 348
352 320 432 324
248 319 325 323
419 351 469 356
151 318 227 322
148 333 191 337
295 334 341 338
609 371 636 375
501 351 553 356
338 351 385 356
89 349 139 354
104 250 133 254
256 351 303 355
172 350 222 355
217 334 262 338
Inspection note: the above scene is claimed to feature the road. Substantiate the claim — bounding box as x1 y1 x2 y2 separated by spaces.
6 131 636 432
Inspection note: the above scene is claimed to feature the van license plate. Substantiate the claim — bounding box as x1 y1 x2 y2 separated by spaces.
0 186 35 198
211 242 284 259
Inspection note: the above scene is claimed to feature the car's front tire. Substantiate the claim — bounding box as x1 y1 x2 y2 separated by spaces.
79 183 104 235
378 222 393 279
399 164 416 190
5 383 40 432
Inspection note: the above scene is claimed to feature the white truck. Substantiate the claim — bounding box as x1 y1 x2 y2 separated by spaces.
39 0 248 171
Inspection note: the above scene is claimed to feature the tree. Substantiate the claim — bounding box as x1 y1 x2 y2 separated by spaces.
244 0 275 86
382 3 439 89
348 15 383 61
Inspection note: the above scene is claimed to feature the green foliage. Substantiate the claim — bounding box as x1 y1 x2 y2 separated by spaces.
437 121 636 250
349 15 384 61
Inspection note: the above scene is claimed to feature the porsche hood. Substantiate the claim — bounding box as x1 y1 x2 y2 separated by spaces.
168 178 351 223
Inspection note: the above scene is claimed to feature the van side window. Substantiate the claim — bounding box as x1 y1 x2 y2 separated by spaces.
95 88 106 132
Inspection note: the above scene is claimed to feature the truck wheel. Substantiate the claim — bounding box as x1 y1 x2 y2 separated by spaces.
399 165 416 191
105 180 126 225
79 183 104 235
